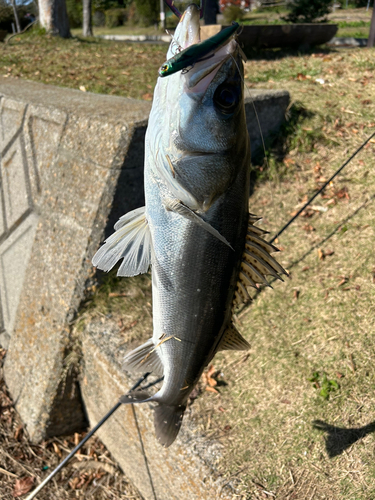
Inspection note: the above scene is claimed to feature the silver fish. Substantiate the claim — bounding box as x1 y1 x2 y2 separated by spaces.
92 4 286 447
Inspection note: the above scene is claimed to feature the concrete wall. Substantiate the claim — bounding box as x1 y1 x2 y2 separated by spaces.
0 77 151 441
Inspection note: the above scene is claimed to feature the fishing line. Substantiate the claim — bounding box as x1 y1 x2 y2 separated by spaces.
230 53 277 230
25 372 164 500
269 130 375 244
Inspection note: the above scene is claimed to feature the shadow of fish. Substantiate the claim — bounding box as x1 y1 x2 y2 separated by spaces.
92 4 286 447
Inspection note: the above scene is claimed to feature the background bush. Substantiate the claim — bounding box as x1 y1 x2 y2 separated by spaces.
105 7 127 27
0 1 34 32
222 4 244 23
283 0 333 23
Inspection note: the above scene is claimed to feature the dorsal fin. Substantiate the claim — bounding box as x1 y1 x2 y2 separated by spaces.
233 212 287 307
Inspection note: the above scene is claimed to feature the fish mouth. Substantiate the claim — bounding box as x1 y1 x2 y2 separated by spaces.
184 40 238 93
168 3 200 57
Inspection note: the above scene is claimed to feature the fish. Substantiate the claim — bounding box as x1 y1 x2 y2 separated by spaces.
158 22 240 78
92 3 286 447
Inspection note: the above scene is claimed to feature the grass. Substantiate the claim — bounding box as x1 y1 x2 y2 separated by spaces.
0 30 375 499
1 29 166 100
190 46 375 499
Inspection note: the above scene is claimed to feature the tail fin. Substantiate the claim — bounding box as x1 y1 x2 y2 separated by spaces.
154 404 186 447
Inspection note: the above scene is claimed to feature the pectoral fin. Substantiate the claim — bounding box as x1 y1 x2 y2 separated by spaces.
92 207 152 277
165 198 233 250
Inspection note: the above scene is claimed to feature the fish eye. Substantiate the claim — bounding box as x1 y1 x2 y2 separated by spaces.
213 84 239 115
161 64 169 73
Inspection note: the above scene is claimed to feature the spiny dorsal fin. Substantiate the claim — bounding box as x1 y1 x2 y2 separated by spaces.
218 323 250 351
233 212 287 307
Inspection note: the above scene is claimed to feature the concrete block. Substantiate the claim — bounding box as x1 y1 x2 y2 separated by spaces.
0 77 151 441
245 89 290 158
81 319 232 500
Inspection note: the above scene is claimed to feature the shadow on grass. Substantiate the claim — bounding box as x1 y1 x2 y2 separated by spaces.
244 45 339 62
313 420 375 457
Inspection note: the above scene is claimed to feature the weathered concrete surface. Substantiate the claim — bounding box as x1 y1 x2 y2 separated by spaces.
81 318 232 500
0 77 151 441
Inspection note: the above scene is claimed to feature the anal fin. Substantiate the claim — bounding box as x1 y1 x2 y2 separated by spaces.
218 323 250 351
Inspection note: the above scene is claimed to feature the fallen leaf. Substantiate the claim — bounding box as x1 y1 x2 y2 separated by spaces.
302 266 310 272
293 290 300 300
52 442 62 457
205 386 219 394
338 277 348 286
318 249 325 261
13 477 34 497
79 85 86 92
142 93 153 101
302 224 315 232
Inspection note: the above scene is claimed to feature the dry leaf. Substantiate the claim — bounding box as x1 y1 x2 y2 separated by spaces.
318 249 325 261
13 477 34 497
205 386 219 394
142 93 153 101
52 442 62 457
293 290 300 300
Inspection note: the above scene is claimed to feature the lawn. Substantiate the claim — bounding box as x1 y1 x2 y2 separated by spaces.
0 30 374 499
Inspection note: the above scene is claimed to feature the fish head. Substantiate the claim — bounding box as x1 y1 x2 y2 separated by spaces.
150 5 249 211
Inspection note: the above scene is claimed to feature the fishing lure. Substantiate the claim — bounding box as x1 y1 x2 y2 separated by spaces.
159 22 240 77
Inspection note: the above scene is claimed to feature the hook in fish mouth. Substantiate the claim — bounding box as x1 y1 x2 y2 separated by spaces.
163 0 204 19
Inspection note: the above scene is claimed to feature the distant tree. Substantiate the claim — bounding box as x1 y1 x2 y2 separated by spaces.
38 0 71 37
284 0 333 23
82 0 93 35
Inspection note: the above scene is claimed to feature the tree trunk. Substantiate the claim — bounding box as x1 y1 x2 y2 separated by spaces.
82 0 93 37
203 0 218 25
10 0 21 33
368 1 375 48
38 0 71 38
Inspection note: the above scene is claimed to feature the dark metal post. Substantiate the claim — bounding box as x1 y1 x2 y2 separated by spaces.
368 1 375 47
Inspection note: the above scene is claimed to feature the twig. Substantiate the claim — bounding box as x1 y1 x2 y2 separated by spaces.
6 19 38 45
0 466 18 478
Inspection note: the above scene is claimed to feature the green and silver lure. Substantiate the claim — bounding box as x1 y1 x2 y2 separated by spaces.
158 22 240 78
